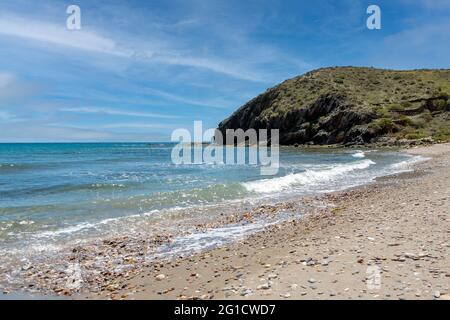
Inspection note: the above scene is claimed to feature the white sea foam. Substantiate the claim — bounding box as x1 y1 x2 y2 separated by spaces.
390 155 430 171
151 219 281 260
242 159 376 193
33 222 99 238
352 151 366 158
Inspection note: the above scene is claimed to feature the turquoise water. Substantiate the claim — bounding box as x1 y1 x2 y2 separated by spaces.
0 143 423 255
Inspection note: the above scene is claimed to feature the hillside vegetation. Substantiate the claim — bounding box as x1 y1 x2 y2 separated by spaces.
218 67 450 146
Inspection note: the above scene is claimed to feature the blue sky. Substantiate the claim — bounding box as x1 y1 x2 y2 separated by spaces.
0 0 449 142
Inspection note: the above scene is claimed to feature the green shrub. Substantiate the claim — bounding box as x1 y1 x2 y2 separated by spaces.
419 111 433 122
397 116 414 126
425 98 447 112
433 99 447 111
411 118 426 129
388 104 403 111
404 132 426 140
397 127 427 140
375 107 390 117
401 101 412 109
368 121 380 132
369 118 396 134
433 126 450 142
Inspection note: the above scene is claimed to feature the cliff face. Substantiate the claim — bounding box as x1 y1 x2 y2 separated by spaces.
218 67 450 145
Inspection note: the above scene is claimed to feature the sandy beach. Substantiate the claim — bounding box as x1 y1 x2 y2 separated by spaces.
75 143 449 300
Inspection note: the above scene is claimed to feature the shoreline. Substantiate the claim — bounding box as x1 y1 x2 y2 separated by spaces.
2 143 449 300
78 143 449 300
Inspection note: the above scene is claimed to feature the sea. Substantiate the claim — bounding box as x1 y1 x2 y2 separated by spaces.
0 143 426 279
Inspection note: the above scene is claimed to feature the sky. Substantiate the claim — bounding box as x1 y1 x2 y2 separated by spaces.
0 0 449 142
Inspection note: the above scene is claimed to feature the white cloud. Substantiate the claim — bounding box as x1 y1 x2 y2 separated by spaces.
154 55 265 82
368 19 450 69
144 88 230 108
102 122 176 129
0 72 41 103
60 106 180 119
384 21 450 50
0 15 129 57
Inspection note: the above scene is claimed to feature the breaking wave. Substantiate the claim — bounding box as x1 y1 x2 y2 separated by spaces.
242 159 376 193
352 151 366 158
390 155 429 170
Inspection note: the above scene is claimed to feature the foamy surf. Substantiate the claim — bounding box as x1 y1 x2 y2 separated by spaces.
352 151 366 158
242 159 376 193
390 155 430 171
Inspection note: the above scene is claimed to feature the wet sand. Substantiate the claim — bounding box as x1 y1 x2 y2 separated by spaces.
81 143 450 300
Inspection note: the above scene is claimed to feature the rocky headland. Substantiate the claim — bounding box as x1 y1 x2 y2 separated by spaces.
218 67 450 146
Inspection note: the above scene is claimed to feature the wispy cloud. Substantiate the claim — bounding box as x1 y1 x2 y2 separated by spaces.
144 88 230 109
371 19 450 69
153 55 266 82
60 106 180 119
0 15 129 57
0 72 41 104
0 14 272 82
102 122 176 129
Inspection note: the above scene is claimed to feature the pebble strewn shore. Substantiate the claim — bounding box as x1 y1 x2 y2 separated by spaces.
86 144 450 300
0 196 317 297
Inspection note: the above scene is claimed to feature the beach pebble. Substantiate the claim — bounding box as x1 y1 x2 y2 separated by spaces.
257 283 271 290
241 289 253 296
155 274 166 281
304 258 317 266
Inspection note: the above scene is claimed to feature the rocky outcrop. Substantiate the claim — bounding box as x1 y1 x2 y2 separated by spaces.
219 92 375 145
217 67 450 145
